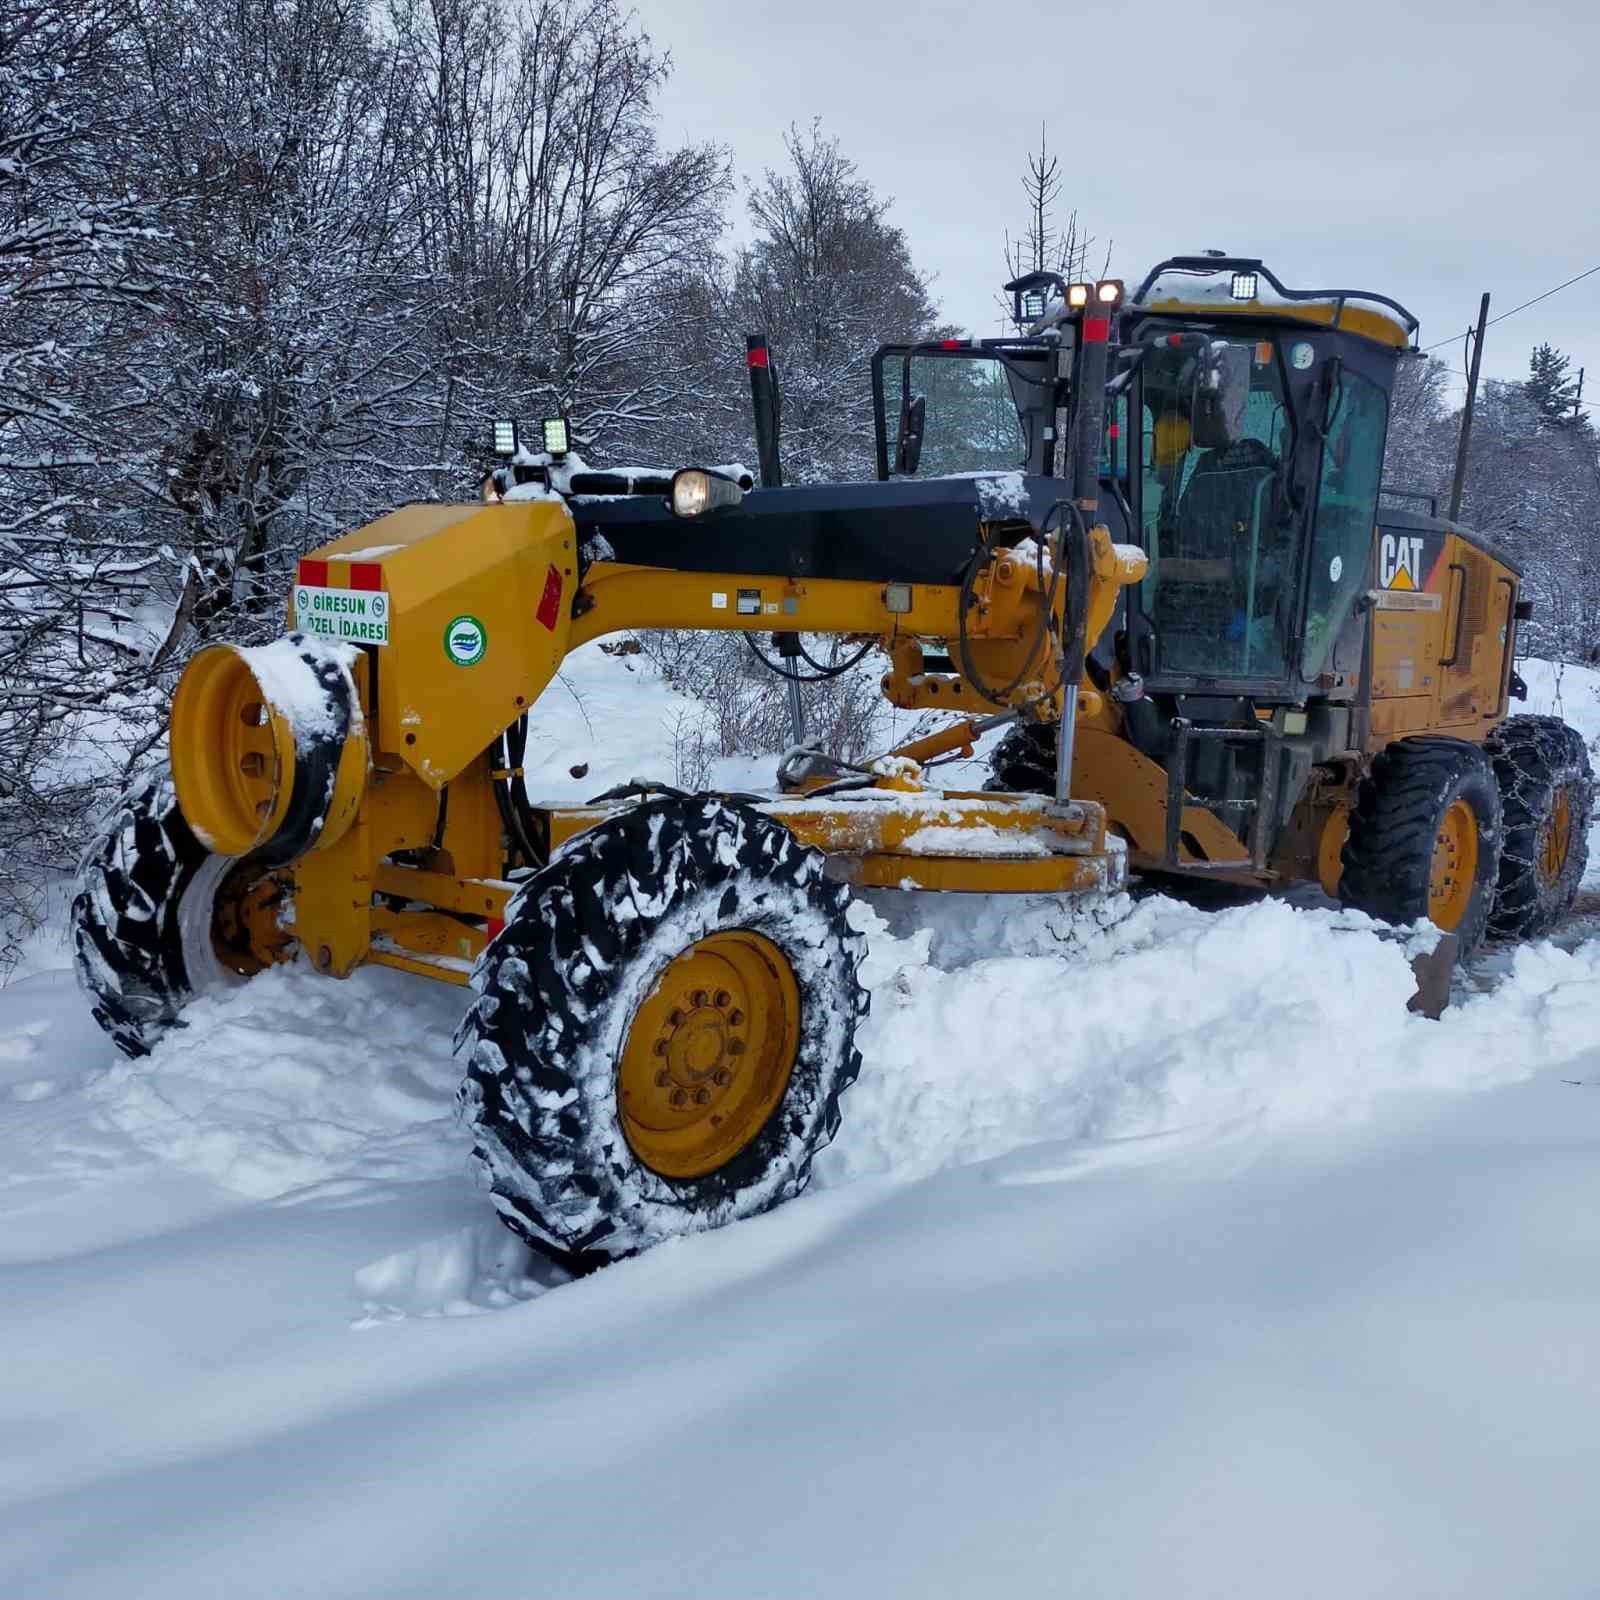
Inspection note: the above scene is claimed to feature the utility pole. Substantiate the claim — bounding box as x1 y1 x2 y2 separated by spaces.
1574 366 1585 424
1448 292 1490 521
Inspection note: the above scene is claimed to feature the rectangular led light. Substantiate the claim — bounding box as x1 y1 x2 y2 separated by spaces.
492 418 518 456
1067 283 1091 309
542 417 570 456
1229 272 1258 301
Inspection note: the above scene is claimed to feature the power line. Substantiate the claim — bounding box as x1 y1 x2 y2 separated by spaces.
1421 263 1600 353
1438 364 1600 413
1440 363 1600 412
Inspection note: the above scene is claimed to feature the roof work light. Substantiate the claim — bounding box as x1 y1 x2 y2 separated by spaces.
542 417 570 458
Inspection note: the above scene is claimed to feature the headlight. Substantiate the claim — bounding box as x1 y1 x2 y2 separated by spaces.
670 468 745 518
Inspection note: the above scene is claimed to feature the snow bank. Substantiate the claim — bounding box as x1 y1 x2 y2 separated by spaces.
819 895 1600 1187
80 890 1600 1220
91 964 469 1200
1516 656 1600 751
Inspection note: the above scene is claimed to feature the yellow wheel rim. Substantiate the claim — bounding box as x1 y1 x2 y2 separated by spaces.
170 645 296 855
211 865 294 977
618 930 800 1180
1428 798 1479 929
1537 785 1573 889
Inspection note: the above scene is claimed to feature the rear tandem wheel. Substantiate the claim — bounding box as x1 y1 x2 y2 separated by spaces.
1339 738 1503 956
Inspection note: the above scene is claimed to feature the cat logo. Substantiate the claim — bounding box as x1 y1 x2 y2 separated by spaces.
1378 533 1426 590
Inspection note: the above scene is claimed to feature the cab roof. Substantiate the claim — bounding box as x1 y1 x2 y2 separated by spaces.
1131 256 1418 352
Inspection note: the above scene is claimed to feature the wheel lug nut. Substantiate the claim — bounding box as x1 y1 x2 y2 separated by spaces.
692 989 709 1008
655 1069 671 1088
668 1009 684 1027
713 1068 732 1086
714 989 731 1008
727 1039 745 1056
693 1087 711 1105
728 1009 744 1026
669 1088 688 1108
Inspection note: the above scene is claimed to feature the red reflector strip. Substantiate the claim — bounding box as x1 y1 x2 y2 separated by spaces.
940 339 966 349
747 346 769 368
1107 423 1120 439
536 563 564 630
349 562 383 591
298 558 329 587
1083 317 1111 344
486 917 506 942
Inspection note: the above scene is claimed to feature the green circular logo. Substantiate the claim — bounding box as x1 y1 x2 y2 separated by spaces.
444 614 487 666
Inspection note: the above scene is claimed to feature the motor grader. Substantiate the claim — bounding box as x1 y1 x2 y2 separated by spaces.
73 253 1592 1265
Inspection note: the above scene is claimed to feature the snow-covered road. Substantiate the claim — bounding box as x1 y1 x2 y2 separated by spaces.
5 886 1600 1599
3 648 1599 1598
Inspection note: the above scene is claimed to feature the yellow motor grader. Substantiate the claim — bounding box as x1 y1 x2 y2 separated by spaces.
72 254 1592 1264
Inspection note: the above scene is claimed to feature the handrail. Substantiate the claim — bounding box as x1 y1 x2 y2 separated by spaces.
1129 255 1420 337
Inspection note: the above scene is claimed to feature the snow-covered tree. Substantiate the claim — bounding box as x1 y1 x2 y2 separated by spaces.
730 122 941 482
1524 342 1583 430
390 0 729 465
0 0 176 960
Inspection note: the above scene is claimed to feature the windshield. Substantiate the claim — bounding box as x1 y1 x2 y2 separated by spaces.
1138 333 1293 679
883 353 1027 476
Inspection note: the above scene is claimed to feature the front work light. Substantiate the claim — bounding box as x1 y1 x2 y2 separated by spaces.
542 416 570 457
1230 271 1258 301
670 468 745 519
1067 283 1091 310
1022 289 1047 321
1095 279 1123 306
492 418 518 456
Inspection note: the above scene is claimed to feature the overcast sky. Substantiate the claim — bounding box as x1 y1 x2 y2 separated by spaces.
653 0 1599 414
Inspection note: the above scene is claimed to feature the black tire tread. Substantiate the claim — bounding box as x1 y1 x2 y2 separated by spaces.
71 771 210 1058
984 722 1056 794
1485 714 1594 939
1340 737 1503 954
458 796 868 1262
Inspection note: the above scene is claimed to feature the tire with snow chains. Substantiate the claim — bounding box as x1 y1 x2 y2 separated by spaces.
983 721 1056 794
71 769 262 1058
1340 737 1503 956
1485 715 1594 940
457 795 868 1263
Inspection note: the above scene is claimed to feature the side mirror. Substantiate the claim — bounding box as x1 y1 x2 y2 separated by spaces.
895 393 926 475
1191 342 1250 448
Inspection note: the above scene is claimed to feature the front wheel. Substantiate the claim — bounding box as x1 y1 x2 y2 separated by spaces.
458 796 868 1263
72 769 286 1057
1340 738 1503 956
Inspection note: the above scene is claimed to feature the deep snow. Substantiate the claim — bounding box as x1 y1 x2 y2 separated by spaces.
3 644 1599 1598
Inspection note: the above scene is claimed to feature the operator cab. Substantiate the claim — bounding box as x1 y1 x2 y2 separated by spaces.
871 255 1418 708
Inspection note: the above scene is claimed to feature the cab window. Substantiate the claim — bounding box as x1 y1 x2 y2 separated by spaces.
1139 336 1292 678
1302 370 1387 676
886 355 1026 475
